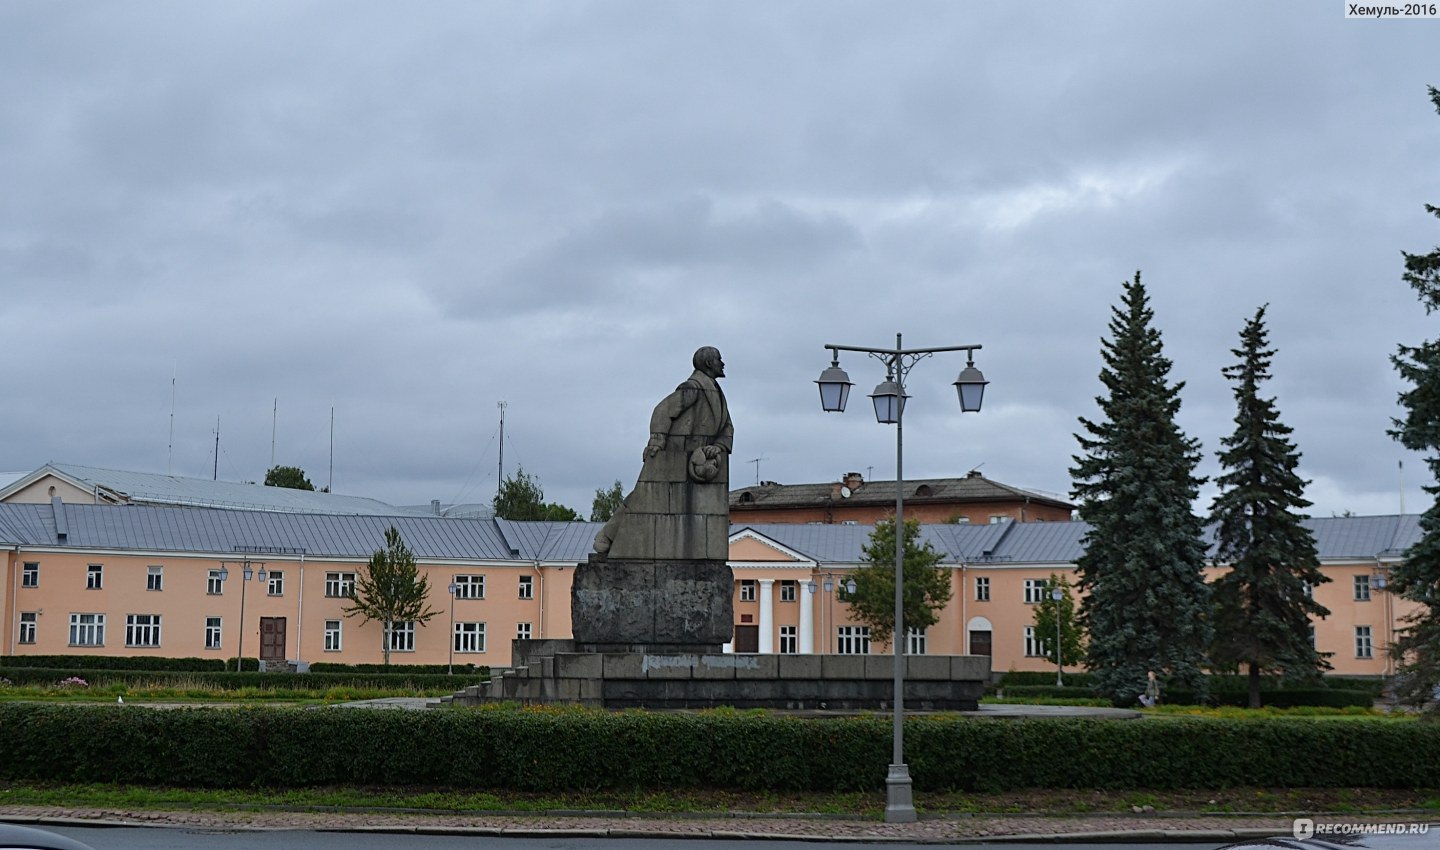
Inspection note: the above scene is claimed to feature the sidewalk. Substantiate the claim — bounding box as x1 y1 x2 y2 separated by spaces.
3 805 1434 843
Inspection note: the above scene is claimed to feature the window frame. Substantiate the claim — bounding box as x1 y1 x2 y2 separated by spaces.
517 575 534 600
454 621 487 654
325 572 357 598
146 565 164 592
1355 625 1374 659
18 612 37 645
69 613 105 647
125 614 162 648
86 564 103 590
906 626 927 656
515 622 532 641
324 619 343 652
836 625 870 655
778 625 798 654
1024 625 1047 657
453 574 486 600
739 579 756 602
387 621 416 652
266 570 284 597
1354 574 1372 602
779 580 797 603
975 576 990 602
1023 579 1045 604
207 569 225 595
21 562 38 588
204 617 223 650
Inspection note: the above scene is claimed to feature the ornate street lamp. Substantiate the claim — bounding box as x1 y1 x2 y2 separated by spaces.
815 334 985 824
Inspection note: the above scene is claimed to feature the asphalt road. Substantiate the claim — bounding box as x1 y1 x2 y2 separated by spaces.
39 826 1243 850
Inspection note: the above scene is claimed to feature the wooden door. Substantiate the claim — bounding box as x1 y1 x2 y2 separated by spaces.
969 629 992 658
733 625 759 653
260 617 286 661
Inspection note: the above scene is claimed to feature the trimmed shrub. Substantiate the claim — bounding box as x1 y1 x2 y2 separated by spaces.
1 705 1436 793
0 667 484 692
0 655 226 672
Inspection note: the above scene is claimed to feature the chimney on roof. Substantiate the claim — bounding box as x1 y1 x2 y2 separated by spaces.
843 472 864 490
51 495 68 543
967 470 984 479
431 499 442 516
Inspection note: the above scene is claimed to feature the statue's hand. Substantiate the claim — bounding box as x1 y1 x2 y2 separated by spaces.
702 444 724 460
644 440 663 460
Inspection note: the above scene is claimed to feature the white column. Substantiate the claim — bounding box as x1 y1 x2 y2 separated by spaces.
799 578 815 654
758 579 775 654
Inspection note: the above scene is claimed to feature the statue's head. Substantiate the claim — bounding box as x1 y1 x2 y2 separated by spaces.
694 346 725 379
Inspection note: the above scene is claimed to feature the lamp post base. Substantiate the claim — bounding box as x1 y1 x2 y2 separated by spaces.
884 763 917 823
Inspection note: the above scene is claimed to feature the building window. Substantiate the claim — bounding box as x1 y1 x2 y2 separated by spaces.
125 614 162 648
69 613 104 646
18 612 37 645
21 562 38 588
1354 574 1371 602
907 627 927 655
86 564 103 590
1302 581 1314 599
740 579 756 601
454 622 486 653
975 576 990 602
1024 579 1046 604
205 617 223 650
267 570 284 596
516 622 532 641
324 620 342 652
779 625 798 654
837 626 870 655
518 575 533 599
1024 626 1047 657
1356 626 1373 659
387 621 415 652
147 565 164 591
326 572 356 598
780 580 797 602
989 515 1010 524
453 574 485 600
208 569 226 595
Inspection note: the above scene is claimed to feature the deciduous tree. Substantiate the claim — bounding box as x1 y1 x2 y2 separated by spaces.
343 526 439 667
844 517 951 647
264 465 315 491
493 467 582 521
1208 305 1330 708
1071 272 1212 705
590 480 624 522
1031 573 1085 676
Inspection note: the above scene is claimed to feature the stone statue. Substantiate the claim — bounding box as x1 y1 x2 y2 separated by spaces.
592 346 733 562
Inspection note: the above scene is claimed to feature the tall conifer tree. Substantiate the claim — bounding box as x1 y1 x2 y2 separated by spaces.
1208 305 1330 708
1072 272 1211 705
1387 86 1440 712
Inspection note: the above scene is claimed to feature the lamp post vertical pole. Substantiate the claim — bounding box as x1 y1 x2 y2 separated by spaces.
236 561 248 674
1053 587 1064 687
887 334 916 823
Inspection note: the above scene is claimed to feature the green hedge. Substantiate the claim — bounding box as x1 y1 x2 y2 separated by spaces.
0 655 227 672
1000 684 1372 708
0 705 1436 792
309 662 474 675
0 667 485 692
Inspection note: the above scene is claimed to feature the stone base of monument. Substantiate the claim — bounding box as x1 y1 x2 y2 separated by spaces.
570 556 734 646
441 639 988 710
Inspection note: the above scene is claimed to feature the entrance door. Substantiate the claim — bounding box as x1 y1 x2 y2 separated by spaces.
733 625 759 653
259 617 287 661
969 629 992 658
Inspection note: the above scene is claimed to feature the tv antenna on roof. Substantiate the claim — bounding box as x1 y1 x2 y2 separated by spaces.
748 455 767 486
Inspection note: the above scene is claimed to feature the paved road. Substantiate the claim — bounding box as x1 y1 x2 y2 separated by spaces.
39 825 1241 850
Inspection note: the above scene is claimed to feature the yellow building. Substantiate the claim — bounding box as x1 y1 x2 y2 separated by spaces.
0 500 1420 678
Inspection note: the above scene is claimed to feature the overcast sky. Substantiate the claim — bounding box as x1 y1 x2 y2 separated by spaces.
3 2 1438 520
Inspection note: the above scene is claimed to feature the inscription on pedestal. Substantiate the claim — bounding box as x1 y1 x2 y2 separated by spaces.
571 556 733 646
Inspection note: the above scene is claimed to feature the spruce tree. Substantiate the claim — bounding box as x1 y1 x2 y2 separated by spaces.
1208 305 1331 708
1071 272 1212 705
1387 86 1440 712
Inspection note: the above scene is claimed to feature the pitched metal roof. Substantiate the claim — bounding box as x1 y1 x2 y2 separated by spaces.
0 501 1422 567
730 472 1074 512
7 463 427 517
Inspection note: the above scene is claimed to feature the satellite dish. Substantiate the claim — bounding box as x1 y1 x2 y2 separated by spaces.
840 486 852 498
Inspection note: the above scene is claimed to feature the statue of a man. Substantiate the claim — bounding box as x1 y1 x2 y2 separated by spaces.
593 346 733 562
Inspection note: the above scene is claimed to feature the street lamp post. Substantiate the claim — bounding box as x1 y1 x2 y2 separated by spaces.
815 333 986 824
232 560 266 673
1051 586 1065 687
448 581 458 675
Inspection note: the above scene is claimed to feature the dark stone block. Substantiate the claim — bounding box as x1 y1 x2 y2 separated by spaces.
571 557 733 645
